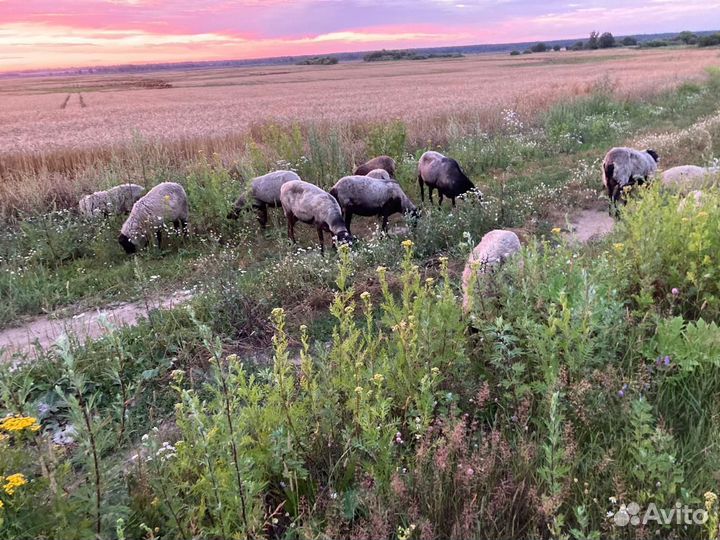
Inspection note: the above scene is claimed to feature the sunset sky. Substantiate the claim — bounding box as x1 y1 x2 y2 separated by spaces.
1 0 719 71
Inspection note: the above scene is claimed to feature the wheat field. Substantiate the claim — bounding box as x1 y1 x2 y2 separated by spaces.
1 48 717 169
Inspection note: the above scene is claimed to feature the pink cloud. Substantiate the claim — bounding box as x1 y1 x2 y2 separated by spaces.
0 0 719 71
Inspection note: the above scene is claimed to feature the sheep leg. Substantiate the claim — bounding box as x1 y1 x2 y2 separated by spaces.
286 214 297 243
428 187 434 205
173 219 188 240
418 175 425 202
451 197 456 208
381 214 389 232
438 192 444 207
156 228 163 250
256 203 268 229
345 211 354 235
317 227 325 255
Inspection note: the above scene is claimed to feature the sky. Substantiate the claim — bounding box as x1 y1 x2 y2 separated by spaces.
1 0 719 71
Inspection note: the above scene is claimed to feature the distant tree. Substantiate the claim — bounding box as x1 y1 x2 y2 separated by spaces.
644 39 669 48
586 31 600 49
675 31 698 44
510 50 521 56
570 41 585 51
599 32 616 48
531 42 548 52
621 36 638 46
552 44 561 51
522 49 533 54
697 33 720 47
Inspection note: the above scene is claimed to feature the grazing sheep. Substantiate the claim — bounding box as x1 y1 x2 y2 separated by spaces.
417 151 475 207
279 180 351 253
227 170 301 228
79 184 145 217
354 156 396 178
661 165 720 194
461 230 521 312
329 175 418 234
366 169 392 181
118 182 188 254
602 147 659 212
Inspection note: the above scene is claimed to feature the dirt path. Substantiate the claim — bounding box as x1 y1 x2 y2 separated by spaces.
565 208 615 243
0 290 194 362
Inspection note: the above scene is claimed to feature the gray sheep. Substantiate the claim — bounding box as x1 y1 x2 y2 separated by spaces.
279 180 351 253
354 156 396 178
602 147 659 212
417 151 475 207
118 182 188 254
79 184 145 217
461 229 521 312
228 170 301 228
329 175 418 234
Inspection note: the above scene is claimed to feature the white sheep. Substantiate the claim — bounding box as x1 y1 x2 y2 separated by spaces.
417 150 476 207
79 184 145 217
118 182 188 254
661 165 720 194
461 230 521 312
602 147 659 212
279 180 351 252
354 156 396 178
228 170 300 228
329 175 418 234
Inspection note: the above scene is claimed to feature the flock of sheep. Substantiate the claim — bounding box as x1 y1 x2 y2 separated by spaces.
78 146 718 270
79 151 476 254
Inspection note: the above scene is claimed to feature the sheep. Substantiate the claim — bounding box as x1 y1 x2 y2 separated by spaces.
461 229 521 312
366 168 392 181
417 151 475 207
661 165 720 194
227 170 301 228
79 184 145 217
118 182 188 254
602 147 659 212
329 175 418 234
279 180 351 253
353 156 396 178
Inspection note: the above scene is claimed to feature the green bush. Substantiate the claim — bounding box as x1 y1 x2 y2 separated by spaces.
611 185 720 320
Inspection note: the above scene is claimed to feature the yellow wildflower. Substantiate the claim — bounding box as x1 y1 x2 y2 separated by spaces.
372 373 384 384
697 211 709 218
3 473 27 495
360 291 371 301
0 415 40 433
431 367 440 377
551 227 562 234
354 386 364 394
0 499 4 508
438 256 449 264
401 239 414 249
613 243 625 252
705 491 718 512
